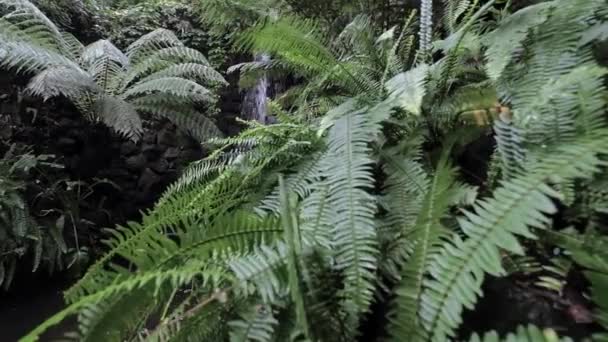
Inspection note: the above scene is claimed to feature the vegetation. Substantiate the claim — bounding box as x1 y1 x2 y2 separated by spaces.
0 0 226 141
0 144 66 289
0 0 607 341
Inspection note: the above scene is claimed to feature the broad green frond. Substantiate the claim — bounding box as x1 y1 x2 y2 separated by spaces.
21 260 227 342
481 2 556 80
419 133 608 341
317 106 381 319
238 16 336 77
0 0 65 51
469 325 573 342
494 115 525 180
134 103 222 141
126 28 184 64
80 40 129 69
123 76 212 102
120 46 212 91
388 159 459 341
0 39 78 73
229 304 279 342
93 96 143 141
140 63 227 85
26 65 97 100
230 243 289 303
504 0 604 142
384 64 429 115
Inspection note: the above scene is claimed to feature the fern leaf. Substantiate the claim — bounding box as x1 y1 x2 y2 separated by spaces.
26 65 97 100
482 2 556 80
318 106 380 319
92 96 143 141
419 133 608 341
388 159 458 341
123 77 211 102
126 28 183 64
80 40 129 69
140 63 227 85
384 64 429 116
469 325 572 342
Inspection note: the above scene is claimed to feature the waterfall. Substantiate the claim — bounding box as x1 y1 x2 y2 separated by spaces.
242 54 271 124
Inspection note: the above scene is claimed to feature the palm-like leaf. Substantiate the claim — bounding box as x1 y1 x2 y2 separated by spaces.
0 1 225 142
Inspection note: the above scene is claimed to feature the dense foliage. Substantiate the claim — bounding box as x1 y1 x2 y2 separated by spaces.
0 0 226 141
0 0 607 341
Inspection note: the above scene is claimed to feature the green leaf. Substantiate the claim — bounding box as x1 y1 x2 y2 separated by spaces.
384 64 429 115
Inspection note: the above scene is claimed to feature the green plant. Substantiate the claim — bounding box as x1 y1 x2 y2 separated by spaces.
23 0 608 341
0 144 66 289
0 0 227 141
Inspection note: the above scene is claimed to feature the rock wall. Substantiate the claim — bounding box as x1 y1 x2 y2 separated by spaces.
0 74 206 236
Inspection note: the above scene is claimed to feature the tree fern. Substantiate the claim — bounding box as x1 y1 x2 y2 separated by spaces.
0 1 225 141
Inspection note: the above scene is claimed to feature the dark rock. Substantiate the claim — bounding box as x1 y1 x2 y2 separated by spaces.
125 154 146 172
163 147 180 160
120 141 139 156
58 137 76 146
157 128 177 147
137 168 162 193
142 144 162 161
150 158 169 174
176 132 200 149
179 149 203 162
143 133 156 144
58 117 79 128
0 124 12 139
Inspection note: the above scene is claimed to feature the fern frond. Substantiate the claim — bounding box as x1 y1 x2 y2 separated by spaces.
229 303 279 342
388 159 458 341
80 40 129 69
140 63 227 85
469 325 573 342
481 2 555 80
26 65 97 100
22 260 228 342
92 96 143 141
419 132 608 341
134 103 222 141
317 106 381 320
120 46 211 91
126 28 183 64
238 16 336 78
494 114 525 180
123 77 212 102
0 0 65 51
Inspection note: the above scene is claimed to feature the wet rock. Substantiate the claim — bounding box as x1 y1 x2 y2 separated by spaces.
120 141 138 156
164 147 180 160
142 144 162 160
143 133 156 144
57 137 78 154
150 158 169 174
137 168 162 193
125 154 146 172
157 128 177 147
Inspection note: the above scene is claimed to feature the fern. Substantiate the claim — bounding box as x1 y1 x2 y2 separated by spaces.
0 1 225 141
388 158 459 341
418 132 608 341
469 325 573 342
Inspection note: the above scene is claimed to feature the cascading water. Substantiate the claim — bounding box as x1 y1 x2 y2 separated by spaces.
242 54 271 124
